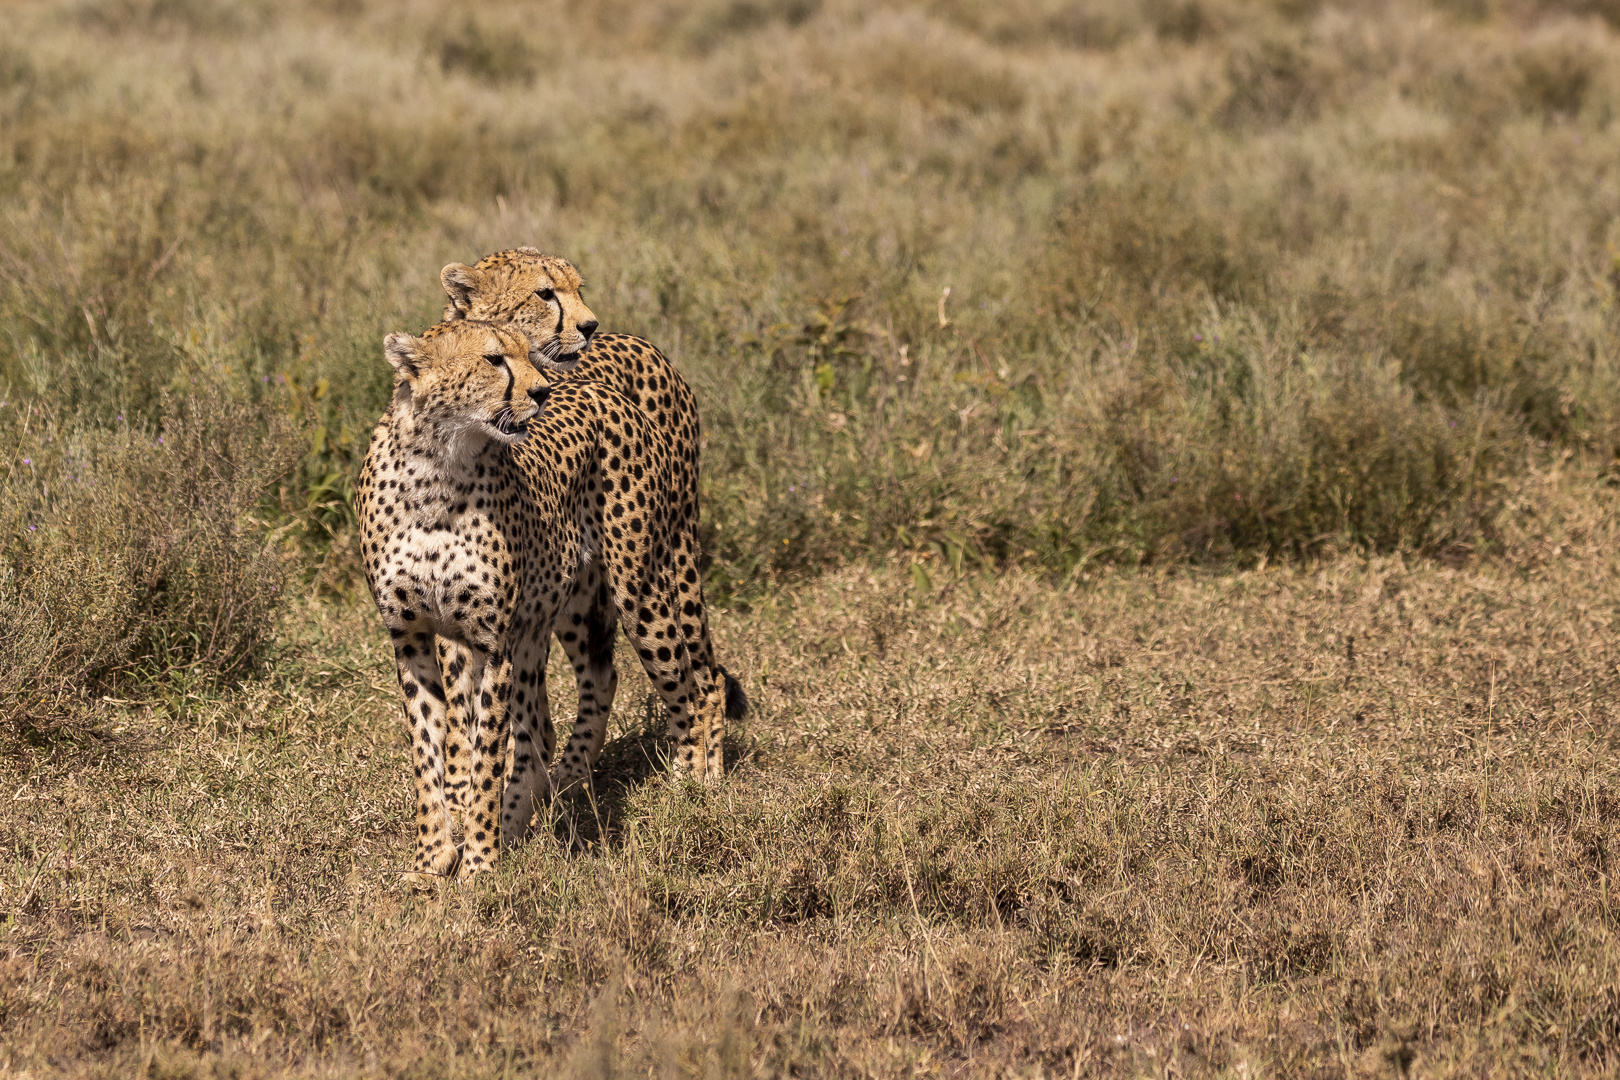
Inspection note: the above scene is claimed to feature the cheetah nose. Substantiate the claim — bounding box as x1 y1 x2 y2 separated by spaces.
577 319 599 342
528 385 550 410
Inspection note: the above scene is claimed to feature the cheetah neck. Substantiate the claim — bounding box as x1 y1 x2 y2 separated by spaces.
382 405 503 524
393 397 503 470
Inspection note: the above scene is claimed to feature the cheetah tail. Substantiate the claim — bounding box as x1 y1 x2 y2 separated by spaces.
720 667 749 720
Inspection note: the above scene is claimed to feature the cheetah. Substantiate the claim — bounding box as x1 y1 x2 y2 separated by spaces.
357 319 732 883
439 247 744 794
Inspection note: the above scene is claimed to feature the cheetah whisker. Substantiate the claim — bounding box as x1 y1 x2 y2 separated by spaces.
534 337 584 373
489 406 529 441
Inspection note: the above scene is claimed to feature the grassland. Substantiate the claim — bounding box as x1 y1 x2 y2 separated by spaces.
2 0 1620 1075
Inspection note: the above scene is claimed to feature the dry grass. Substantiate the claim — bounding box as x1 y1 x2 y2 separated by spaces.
2 467 1618 1077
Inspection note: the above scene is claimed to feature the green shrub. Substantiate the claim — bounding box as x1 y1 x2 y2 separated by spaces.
1037 151 1273 326
1515 32 1597 117
1139 330 1512 559
0 382 301 742
434 15 542 85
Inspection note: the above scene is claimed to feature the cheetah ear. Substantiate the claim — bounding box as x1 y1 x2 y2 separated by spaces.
383 332 421 378
440 262 485 318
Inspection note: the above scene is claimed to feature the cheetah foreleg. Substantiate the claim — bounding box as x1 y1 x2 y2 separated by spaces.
455 643 512 879
436 636 479 831
393 632 462 887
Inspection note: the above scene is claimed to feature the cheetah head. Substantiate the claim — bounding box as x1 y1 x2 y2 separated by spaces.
384 320 551 450
439 247 599 373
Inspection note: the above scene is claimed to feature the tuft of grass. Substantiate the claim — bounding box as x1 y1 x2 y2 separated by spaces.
852 21 1027 115
72 0 278 37
1219 31 1327 128
1515 24 1600 117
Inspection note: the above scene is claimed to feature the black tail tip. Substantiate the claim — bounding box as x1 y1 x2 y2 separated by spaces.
722 669 749 720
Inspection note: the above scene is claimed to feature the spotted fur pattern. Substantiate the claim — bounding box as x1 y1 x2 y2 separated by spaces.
357 320 730 885
437 247 745 795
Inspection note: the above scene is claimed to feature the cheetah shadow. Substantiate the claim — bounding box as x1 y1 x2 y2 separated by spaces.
540 691 751 851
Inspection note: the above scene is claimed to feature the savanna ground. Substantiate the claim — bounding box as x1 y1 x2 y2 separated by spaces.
3 0 1620 1075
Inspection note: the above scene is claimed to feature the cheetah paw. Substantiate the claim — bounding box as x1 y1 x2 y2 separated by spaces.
404 845 462 890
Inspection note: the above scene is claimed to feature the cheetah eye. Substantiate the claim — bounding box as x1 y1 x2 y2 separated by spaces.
535 288 556 303
483 353 505 366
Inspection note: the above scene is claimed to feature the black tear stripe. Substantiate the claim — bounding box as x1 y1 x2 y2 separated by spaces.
502 358 514 404
553 295 564 340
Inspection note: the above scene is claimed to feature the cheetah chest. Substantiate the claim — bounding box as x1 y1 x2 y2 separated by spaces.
363 478 540 638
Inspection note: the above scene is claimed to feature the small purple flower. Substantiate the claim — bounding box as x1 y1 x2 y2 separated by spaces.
1193 334 1202 342
788 485 796 492
156 438 164 445
1170 476 1178 484
21 458 29 466
28 525 35 531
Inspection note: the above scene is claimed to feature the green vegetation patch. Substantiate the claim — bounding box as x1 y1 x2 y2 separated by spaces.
3 0 1618 599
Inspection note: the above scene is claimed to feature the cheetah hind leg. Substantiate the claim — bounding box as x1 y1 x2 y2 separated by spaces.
703 665 749 777
672 525 745 781
612 572 725 785
549 568 620 796
693 669 730 783
672 672 727 786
